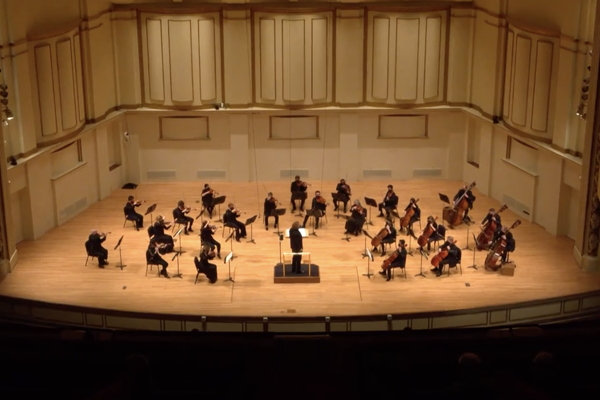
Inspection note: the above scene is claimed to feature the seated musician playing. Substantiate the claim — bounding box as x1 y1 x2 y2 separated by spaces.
87 229 109 268
344 200 367 236
404 198 421 235
379 239 407 281
290 175 308 212
146 238 169 278
372 219 396 256
302 191 327 229
264 192 279 230
334 179 351 213
454 185 476 219
378 185 399 217
173 200 194 235
430 236 460 277
194 244 218 284
224 203 246 242
153 216 174 251
200 220 221 258
492 226 515 264
201 184 215 218
481 208 501 229
419 216 444 252
124 196 143 230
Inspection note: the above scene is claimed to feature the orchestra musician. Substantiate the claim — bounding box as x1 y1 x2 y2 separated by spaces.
402 198 421 235
290 175 308 213
201 184 216 218
372 219 396 256
87 229 109 268
146 238 169 278
173 200 194 235
430 236 460 277
289 221 304 274
492 226 516 264
418 216 445 253
344 200 367 236
194 245 218 284
124 196 144 230
200 220 221 258
481 208 502 229
378 185 399 217
379 239 407 281
264 192 279 230
224 203 246 242
454 184 476 220
334 179 352 213
302 191 328 229
153 215 175 250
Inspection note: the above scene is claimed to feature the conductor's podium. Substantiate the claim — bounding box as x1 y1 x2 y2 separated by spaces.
274 252 320 283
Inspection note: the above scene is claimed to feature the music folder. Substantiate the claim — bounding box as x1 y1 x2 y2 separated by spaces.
285 228 308 238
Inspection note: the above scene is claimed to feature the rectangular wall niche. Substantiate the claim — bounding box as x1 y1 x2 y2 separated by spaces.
159 116 209 140
506 136 538 175
270 116 319 139
378 115 427 138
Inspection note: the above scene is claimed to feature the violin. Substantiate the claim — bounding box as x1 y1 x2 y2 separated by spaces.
400 199 419 229
417 217 438 247
381 251 399 270
485 220 521 271
316 196 327 205
430 246 450 267
132 200 145 207
476 204 508 250
371 226 389 248
268 197 279 205
296 180 310 187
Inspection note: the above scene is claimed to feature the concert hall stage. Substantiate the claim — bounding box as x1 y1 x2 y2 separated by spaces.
1 181 600 331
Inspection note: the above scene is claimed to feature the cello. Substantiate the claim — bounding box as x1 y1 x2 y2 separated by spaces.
430 245 450 268
476 204 508 250
371 223 391 248
400 199 419 230
381 251 399 270
485 220 521 271
443 181 476 227
417 217 438 247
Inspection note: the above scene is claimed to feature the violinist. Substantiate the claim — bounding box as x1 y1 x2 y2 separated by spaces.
402 198 421 235
344 200 367 236
290 175 308 212
147 238 169 278
173 200 194 235
430 236 460 277
124 195 144 230
481 208 502 229
224 203 246 241
377 185 399 217
379 239 407 281
201 184 217 218
87 229 109 268
334 179 352 213
264 192 279 230
454 184 476 220
200 220 221 258
302 191 328 229
492 226 515 264
372 219 396 256
194 244 218 284
153 215 175 250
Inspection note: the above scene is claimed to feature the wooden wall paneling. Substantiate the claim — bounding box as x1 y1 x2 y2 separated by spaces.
259 18 276 101
510 35 532 127
423 16 442 100
282 19 305 102
530 40 554 133
73 33 85 123
56 39 77 130
223 10 252 105
503 30 515 121
371 16 390 100
311 18 328 101
168 19 194 103
394 18 420 101
198 17 218 102
145 18 165 102
34 44 58 136
335 10 364 104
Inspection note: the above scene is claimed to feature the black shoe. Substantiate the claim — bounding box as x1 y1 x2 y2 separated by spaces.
209 279 217 284
378 213 384 217
378 270 386 275
435 271 442 277
217 253 221 259
381 252 386 257
188 228 194 233
430 267 439 272
265 226 268 231
386 277 391 281
184 230 189 235
99 265 105 269
315 225 319 229
161 270 171 279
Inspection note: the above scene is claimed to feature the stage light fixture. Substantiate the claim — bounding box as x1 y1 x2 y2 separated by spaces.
5 109 13 120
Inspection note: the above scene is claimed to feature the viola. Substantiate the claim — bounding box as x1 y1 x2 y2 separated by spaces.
400 199 419 229
417 217 438 247
476 204 508 250
381 251 399 270
484 220 521 271
269 197 278 205
371 226 389 248
430 247 449 267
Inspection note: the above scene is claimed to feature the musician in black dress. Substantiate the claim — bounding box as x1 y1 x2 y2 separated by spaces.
153 216 174 249
201 184 215 218
378 185 399 217
344 200 367 236
302 191 327 229
124 196 143 230
194 245 218 284
454 184 476 219
87 229 109 268
146 238 169 278
289 221 304 274
173 200 194 235
379 239 407 281
334 179 352 213
200 220 221 258
492 226 516 264
431 236 460 277
264 192 279 230
290 176 308 212
481 208 501 229
224 203 246 241
404 198 421 234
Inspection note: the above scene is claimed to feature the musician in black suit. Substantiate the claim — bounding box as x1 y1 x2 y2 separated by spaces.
454 185 476 219
224 203 246 241
289 221 304 274
334 179 351 213
146 238 169 278
344 200 367 236
431 236 460 277
264 192 279 230
481 208 501 229
403 198 421 234
201 184 215 218
87 229 109 268
124 196 143 230
153 216 174 249
302 191 328 229
492 226 516 263
379 239 407 281
378 185 399 217
372 219 396 256
200 220 221 258
194 244 218 284
173 200 194 235
290 176 308 212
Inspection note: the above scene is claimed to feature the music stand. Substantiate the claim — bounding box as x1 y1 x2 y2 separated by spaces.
364 197 377 226
144 204 157 226
362 247 375 279
173 226 186 254
407 232 416 256
224 231 238 259
463 223 472 250
362 229 374 258
291 192 306 217
439 193 451 227
468 233 478 270
171 249 182 279
223 251 235 283
212 196 226 222
272 209 286 235
114 235 126 270
415 251 427 278
341 215 351 242
245 215 258 244
332 193 342 218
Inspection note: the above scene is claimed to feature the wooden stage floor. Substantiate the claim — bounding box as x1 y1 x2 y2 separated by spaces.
1 180 599 318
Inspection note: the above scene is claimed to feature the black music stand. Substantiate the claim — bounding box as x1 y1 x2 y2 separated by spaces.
114 235 126 270
415 251 426 278
468 233 478 270
364 197 377 226
463 223 472 250
341 215 351 242
272 209 286 235
362 229 374 259
439 193 451 228
213 196 226 222
332 193 342 218
144 204 157 226
245 215 258 244
224 231 238 259
291 192 306 216
407 231 416 256
171 249 182 279
223 251 235 283
362 247 375 279
173 226 186 255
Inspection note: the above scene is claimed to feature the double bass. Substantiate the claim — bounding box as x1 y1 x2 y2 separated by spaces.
400 199 419 230
417 217 438 247
476 204 508 250
485 220 521 271
443 181 476 227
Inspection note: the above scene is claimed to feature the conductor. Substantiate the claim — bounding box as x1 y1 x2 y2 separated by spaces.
289 221 304 274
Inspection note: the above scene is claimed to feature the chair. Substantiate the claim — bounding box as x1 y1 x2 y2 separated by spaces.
123 208 137 229
147 225 156 239
431 225 446 251
84 240 96 266
194 262 203 285
171 209 185 233
391 264 407 280
447 248 463 276
221 213 236 238
381 233 397 254
145 253 161 276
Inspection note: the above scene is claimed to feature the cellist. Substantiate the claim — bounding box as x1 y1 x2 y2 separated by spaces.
379 239 407 281
418 216 443 253
401 198 421 235
430 236 460 277
377 185 398 218
371 219 396 256
453 184 476 220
